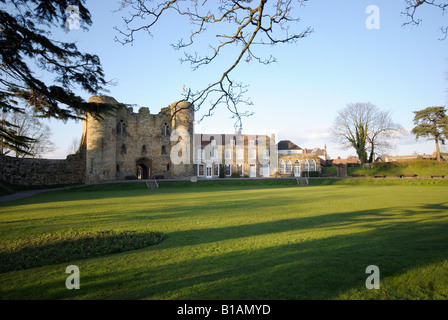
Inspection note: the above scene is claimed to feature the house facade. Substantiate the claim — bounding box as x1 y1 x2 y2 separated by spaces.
82 96 325 183
276 140 324 177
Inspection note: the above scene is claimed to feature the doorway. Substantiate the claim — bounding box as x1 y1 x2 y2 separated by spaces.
294 160 301 177
250 164 256 178
136 158 152 180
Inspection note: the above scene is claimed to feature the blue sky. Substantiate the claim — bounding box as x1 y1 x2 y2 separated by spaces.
43 0 447 159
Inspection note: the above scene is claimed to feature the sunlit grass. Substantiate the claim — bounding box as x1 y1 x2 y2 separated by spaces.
0 180 447 299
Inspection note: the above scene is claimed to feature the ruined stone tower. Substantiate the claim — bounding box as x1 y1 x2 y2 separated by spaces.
84 96 194 183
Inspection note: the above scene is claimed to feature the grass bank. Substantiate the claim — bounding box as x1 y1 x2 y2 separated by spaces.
1 180 447 300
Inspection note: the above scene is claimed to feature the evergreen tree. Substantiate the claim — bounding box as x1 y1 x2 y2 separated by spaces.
0 0 114 155
411 106 448 161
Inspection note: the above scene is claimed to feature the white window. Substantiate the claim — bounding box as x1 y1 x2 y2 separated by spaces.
225 149 232 160
211 148 218 159
310 159 317 171
206 165 212 178
262 149 269 160
286 160 292 174
303 160 309 172
230 138 236 146
279 160 285 174
249 149 256 160
237 149 244 160
197 149 204 160
249 140 255 146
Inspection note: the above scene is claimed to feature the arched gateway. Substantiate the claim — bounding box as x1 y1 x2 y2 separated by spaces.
136 158 152 180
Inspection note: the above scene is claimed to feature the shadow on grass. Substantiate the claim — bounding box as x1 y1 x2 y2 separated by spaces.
0 180 301 207
0 230 166 273
3 202 448 300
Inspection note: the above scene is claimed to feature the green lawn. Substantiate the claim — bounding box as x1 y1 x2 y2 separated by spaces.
1 179 448 300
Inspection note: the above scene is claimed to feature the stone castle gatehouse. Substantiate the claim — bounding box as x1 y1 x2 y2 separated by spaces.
1 95 325 186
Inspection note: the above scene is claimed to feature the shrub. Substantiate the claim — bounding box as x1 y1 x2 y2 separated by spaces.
302 171 319 177
231 172 240 178
219 164 225 178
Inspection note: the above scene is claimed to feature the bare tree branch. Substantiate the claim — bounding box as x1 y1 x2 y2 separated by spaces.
402 0 448 40
115 0 313 129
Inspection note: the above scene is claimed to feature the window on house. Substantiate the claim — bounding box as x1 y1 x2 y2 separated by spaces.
262 148 270 160
161 145 166 155
197 149 204 160
303 160 309 171
142 145 147 153
225 164 231 176
249 140 255 147
198 164 204 176
310 159 316 171
236 149 244 160
167 163 170 171
211 148 218 159
225 149 232 160
213 164 219 176
279 160 285 174
237 164 243 176
287 160 293 173
231 137 236 146
249 149 256 160
121 144 126 155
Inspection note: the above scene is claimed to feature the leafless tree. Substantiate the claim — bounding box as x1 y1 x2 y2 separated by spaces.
67 137 80 155
115 0 313 129
330 103 403 164
402 0 448 40
0 107 55 158
366 110 405 163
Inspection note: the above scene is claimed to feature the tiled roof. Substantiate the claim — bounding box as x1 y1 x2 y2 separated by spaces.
277 140 302 150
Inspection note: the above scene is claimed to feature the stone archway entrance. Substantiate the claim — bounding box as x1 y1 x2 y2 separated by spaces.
136 158 152 180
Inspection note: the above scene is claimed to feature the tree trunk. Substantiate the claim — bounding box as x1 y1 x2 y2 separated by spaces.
435 137 441 161
368 142 375 163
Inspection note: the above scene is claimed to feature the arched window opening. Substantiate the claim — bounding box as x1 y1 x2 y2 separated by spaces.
286 160 292 174
162 123 170 136
161 145 166 155
310 159 317 171
121 144 126 155
303 160 309 172
117 120 126 134
279 160 285 174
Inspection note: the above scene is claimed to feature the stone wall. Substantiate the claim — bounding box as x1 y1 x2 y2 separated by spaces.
0 152 86 186
85 96 195 183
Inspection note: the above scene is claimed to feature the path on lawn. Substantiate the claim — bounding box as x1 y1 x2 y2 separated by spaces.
0 187 71 203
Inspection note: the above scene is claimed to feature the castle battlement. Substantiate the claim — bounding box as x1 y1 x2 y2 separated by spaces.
84 96 194 183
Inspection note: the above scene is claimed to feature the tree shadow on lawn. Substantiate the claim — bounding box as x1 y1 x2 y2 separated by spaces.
4 202 448 300
120 204 448 299
0 186 293 211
